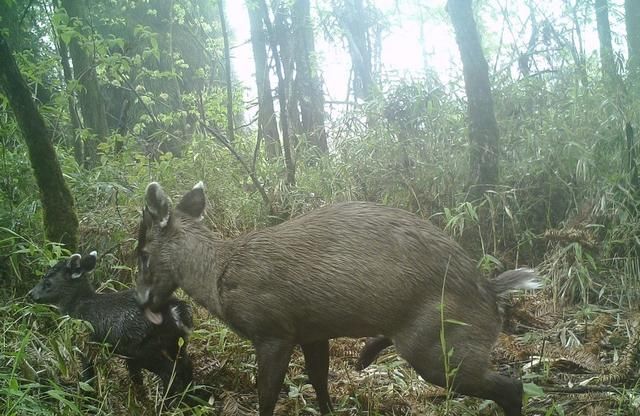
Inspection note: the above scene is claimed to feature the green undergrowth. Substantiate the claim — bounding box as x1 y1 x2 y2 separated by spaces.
2 65 640 414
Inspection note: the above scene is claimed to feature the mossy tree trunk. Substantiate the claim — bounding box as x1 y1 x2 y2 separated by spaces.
60 0 109 168
448 0 499 199
0 34 79 250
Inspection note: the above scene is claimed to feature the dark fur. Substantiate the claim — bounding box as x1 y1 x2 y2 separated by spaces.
137 182 540 416
29 253 193 397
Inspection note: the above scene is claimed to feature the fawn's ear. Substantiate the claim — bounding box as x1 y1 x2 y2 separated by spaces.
144 182 171 228
68 252 97 279
176 181 206 220
80 251 98 274
68 253 81 270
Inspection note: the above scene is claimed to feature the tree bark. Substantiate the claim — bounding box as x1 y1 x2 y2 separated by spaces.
595 0 617 85
273 3 301 151
340 0 374 100
447 0 499 197
568 0 589 88
247 0 282 159
60 0 109 168
259 0 296 186
56 37 84 164
626 0 640 92
292 0 328 153
0 34 79 250
626 123 638 190
0 1 53 105
218 0 235 143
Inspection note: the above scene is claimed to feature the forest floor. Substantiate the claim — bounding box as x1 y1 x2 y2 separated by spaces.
74 288 640 416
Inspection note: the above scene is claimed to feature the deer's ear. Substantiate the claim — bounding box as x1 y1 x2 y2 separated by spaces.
176 181 205 220
144 182 171 228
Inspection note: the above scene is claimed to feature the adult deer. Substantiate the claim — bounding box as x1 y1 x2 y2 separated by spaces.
136 182 539 416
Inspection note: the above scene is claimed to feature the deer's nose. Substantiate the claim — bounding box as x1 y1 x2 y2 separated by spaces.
135 285 151 306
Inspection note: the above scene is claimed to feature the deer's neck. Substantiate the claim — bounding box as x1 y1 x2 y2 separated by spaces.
174 229 234 318
60 282 97 317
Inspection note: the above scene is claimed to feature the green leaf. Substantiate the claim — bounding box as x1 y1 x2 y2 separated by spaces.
78 381 94 392
60 30 72 45
523 382 545 397
444 319 470 326
46 389 65 401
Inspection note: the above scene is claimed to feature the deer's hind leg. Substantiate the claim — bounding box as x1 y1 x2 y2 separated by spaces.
392 319 523 416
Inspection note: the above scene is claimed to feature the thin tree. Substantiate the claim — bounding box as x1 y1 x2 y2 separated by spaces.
218 0 235 143
247 0 282 159
56 36 84 164
292 0 328 153
0 33 79 250
626 0 640 93
273 2 301 150
595 0 617 85
60 0 109 168
259 0 296 186
626 123 639 191
337 0 374 100
517 2 538 78
447 0 499 198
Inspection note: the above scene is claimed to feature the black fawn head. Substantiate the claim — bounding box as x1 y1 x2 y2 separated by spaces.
29 252 97 306
136 181 206 323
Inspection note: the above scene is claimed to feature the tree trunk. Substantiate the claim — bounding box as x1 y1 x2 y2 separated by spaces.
626 0 640 92
341 0 374 100
218 0 235 143
0 1 53 105
292 0 328 154
518 3 538 77
595 0 617 85
418 5 429 74
247 0 282 159
568 0 589 88
259 0 296 186
273 3 301 152
60 0 109 168
626 122 639 190
0 34 79 250
56 37 84 165
447 0 499 198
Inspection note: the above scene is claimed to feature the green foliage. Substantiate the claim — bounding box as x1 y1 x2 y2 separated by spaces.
2 0 640 414
0 300 92 416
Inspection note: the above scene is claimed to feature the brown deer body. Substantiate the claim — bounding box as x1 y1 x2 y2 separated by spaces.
136 182 539 416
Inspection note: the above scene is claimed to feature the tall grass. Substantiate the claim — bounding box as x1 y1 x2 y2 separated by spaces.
1 59 640 414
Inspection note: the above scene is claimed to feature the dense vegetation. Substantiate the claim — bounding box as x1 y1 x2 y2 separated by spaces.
1 0 640 414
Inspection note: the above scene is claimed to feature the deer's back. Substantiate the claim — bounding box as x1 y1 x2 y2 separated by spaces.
217 202 499 342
